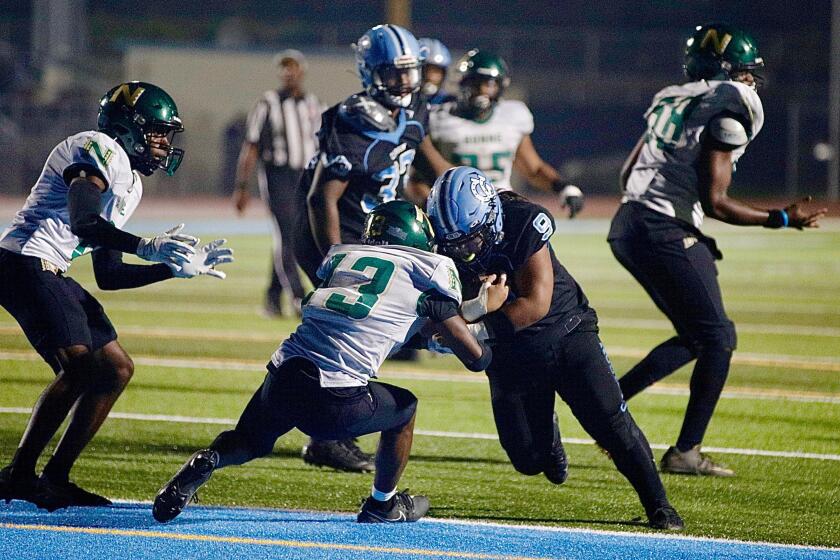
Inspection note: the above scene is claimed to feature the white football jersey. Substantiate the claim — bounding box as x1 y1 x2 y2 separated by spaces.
0 131 141 271
623 80 764 229
429 99 534 191
273 244 463 387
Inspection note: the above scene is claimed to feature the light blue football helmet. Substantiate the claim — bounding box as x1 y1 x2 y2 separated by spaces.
419 37 452 97
419 38 451 68
426 166 504 274
354 24 425 109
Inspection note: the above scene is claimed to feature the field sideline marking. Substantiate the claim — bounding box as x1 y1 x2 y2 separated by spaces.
0 523 540 560
0 407 837 462
4 514 839 555
1 350 838 404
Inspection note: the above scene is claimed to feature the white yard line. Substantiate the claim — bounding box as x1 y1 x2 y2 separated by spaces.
0 406 837 462
1 350 838 404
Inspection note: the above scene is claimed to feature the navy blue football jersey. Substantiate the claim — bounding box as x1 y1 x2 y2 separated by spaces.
473 193 591 336
299 92 430 241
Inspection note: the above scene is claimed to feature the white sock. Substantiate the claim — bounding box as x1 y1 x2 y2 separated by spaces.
371 485 396 502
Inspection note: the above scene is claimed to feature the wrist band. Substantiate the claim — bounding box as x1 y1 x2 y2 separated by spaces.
764 209 788 229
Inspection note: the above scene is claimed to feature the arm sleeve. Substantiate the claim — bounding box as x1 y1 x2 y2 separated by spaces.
417 291 460 322
91 248 174 290
67 179 143 254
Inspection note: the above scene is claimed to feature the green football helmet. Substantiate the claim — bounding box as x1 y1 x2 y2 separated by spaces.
456 49 510 120
98 81 185 176
362 200 436 252
684 24 765 85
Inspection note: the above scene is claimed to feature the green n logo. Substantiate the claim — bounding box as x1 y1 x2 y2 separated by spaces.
84 139 114 168
110 83 145 107
700 29 732 55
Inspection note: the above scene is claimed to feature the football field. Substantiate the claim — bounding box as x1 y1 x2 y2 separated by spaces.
1 214 838 557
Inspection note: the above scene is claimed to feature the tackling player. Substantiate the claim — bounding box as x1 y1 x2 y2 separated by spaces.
293 24 450 471
608 24 826 476
427 166 683 531
0 82 233 510
153 201 494 524
410 49 583 218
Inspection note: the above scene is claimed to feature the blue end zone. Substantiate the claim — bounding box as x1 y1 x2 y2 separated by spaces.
1 501 838 560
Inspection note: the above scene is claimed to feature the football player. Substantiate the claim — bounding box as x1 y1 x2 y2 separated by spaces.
0 82 233 510
153 201 494 524
293 24 451 471
608 24 826 477
410 49 583 217
427 166 683 531
418 37 455 105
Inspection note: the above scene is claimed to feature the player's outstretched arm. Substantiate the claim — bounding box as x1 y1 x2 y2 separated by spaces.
434 314 493 372
306 160 348 255
67 174 197 265
418 136 452 178
698 145 827 229
514 135 583 218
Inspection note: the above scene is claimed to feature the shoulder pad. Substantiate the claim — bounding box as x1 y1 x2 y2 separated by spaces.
339 94 397 132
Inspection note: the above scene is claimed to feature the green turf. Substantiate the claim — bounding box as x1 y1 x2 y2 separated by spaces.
1 227 838 546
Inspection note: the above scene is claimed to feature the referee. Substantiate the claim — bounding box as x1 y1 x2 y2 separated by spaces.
233 49 322 316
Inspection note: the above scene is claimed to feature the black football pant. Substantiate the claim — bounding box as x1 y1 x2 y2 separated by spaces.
260 165 306 304
486 314 669 516
608 203 736 452
209 357 417 468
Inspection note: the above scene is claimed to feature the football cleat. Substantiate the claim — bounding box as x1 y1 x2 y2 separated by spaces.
32 475 112 510
153 449 218 522
0 465 39 505
661 445 735 477
543 412 568 485
648 505 685 531
357 490 429 523
302 439 374 473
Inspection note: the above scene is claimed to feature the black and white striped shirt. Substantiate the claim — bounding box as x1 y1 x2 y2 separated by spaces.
246 89 322 169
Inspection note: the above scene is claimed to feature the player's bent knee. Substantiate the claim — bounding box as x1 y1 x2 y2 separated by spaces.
594 408 641 455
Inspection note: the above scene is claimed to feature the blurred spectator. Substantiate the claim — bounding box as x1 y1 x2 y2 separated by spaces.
219 113 247 196
232 49 322 317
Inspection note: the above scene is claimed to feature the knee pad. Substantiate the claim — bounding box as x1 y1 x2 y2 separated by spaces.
689 321 737 355
594 407 642 456
497 436 544 476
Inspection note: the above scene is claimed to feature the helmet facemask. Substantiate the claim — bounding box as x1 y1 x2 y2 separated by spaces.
371 61 421 108
458 76 504 121
437 198 502 274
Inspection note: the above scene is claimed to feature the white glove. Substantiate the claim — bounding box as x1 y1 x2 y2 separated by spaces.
136 224 198 265
558 185 584 218
461 273 508 322
168 239 234 279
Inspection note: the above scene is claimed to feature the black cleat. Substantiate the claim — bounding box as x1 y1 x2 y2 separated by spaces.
543 412 568 485
0 465 39 505
153 449 217 523
648 505 685 531
34 476 112 510
357 490 430 523
302 439 374 473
